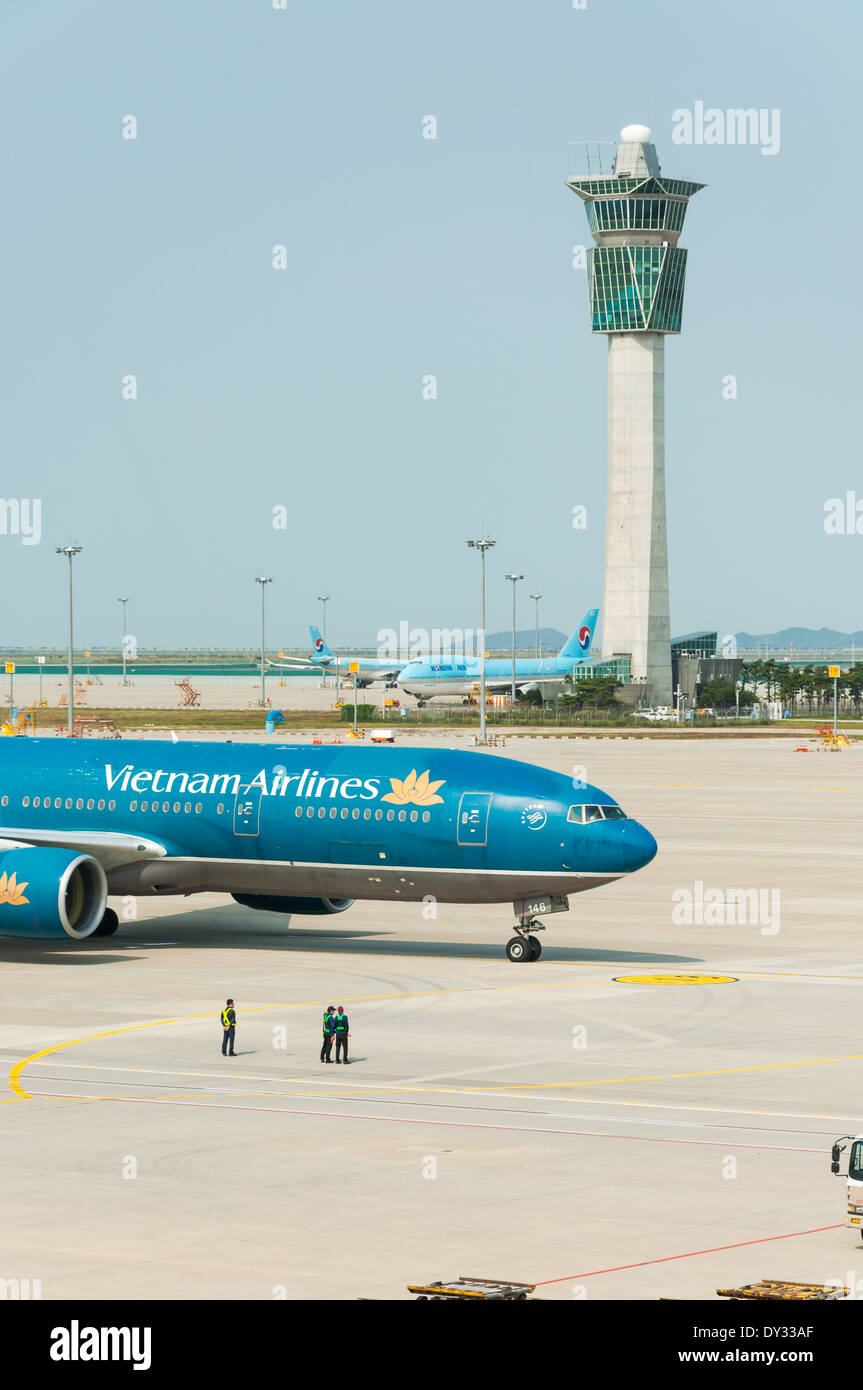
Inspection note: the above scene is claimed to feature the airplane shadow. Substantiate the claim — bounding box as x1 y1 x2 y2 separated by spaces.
0 905 701 968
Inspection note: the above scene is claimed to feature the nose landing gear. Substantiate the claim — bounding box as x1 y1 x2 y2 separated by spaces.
505 916 544 962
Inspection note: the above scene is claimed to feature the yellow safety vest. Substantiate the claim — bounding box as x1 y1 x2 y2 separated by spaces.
221 1008 234 1027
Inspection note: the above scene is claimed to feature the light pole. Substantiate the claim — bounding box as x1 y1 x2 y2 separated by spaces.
118 596 129 686
467 537 496 743
529 592 542 659
255 577 272 708
317 594 330 686
505 572 524 710
56 545 82 734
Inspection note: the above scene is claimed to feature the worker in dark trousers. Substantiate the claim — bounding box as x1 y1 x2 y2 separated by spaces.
334 1005 350 1064
221 998 236 1056
320 1005 336 1063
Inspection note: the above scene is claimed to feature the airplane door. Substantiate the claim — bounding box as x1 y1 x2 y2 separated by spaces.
457 792 492 846
233 783 263 836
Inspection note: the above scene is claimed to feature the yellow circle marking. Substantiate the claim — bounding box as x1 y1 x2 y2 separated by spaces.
613 973 738 986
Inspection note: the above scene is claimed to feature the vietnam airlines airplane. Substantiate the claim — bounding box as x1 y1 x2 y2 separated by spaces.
397 609 600 706
0 737 656 962
268 627 403 688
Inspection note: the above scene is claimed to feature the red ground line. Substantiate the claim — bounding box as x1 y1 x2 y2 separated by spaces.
534 1223 845 1285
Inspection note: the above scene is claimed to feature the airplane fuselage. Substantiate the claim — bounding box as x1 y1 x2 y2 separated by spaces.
0 739 655 908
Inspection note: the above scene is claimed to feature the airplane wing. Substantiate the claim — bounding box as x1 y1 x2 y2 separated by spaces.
0 828 168 872
266 656 328 672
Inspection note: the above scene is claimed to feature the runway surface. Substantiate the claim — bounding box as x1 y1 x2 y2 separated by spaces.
2 737 861 1299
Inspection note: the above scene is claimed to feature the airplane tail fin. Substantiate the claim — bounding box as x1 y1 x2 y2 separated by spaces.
309 625 334 662
558 609 599 660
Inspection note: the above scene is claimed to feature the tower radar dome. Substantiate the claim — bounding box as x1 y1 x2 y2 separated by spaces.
620 123 652 143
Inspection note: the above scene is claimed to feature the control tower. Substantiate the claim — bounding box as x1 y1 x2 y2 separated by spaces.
567 124 703 705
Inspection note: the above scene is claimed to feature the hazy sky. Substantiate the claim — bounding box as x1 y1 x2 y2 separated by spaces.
1 0 858 651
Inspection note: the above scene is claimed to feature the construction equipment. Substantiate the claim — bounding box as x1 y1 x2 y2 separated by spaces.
816 725 850 751
406 1276 535 1301
0 706 37 736
831 1134 863 1239
717 1279 848 1300
175 678 201 708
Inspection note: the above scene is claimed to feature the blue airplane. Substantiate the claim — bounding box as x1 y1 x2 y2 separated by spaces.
269 627 403 688
398 609 600 706
0 737 656 961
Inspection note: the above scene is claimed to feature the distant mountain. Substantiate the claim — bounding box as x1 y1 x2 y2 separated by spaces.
735 628 863 648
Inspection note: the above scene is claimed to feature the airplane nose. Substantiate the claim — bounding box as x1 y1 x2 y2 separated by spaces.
617 821 658 871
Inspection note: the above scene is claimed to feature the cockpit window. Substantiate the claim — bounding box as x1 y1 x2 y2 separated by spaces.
568 803 628 824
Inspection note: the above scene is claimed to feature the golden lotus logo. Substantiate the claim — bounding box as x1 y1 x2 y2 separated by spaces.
0 870 29 906
383 769 445 807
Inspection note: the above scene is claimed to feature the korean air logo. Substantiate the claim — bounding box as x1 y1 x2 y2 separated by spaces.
521 803 547 831
578 625 591 651
314 638 325 653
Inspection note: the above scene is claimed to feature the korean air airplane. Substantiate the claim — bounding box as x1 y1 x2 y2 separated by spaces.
0 737 656 962
398 609 599 706
269 626 403 688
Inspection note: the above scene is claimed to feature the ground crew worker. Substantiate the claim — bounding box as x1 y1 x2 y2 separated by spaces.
334 1005 350 1064
221 998 236 1056
320 1005 336 1063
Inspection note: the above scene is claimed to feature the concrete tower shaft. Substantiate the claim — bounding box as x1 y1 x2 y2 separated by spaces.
568 127 703 705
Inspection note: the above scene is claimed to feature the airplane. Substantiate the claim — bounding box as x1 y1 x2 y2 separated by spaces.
397 609 600 706
268 626 403 688
0 736 656 962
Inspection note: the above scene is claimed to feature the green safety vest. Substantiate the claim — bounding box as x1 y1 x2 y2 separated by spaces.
334 1014 348 1033
323 1011 335 1032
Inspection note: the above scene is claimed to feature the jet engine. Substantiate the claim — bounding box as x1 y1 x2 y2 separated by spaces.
0 847 108 940
231 893 354 915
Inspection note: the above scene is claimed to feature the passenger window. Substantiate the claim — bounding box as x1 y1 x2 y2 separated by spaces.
422 811 430 823
306 807 314 818
386 810 394 822
33 796 40 807
160 801 168 813
352 808 359 819
375 809 382 821
567 805 585 824
363 809 371 820
217 803 224 815
1 795 7 807
130 800 138 812
109 801 116 811
97 799 105 810
22 796 30 807
184 803 191 813
76 798 83 810
318 807 326 818
141 801 149 812
340 808 348 819
195 803 202 814
65 798 72 809
398 810 406 822
409 810 418 822
294 806 302 817
86 799 94 810
172 802 180 813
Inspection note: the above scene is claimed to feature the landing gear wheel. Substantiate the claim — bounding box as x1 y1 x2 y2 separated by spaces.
93 908 119 937
506 936 531 963
528 935 542 961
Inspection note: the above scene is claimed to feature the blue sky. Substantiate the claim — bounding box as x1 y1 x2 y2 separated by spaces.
0 0 857 650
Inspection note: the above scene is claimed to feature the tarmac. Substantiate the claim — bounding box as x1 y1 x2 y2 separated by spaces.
2 736 862 1301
